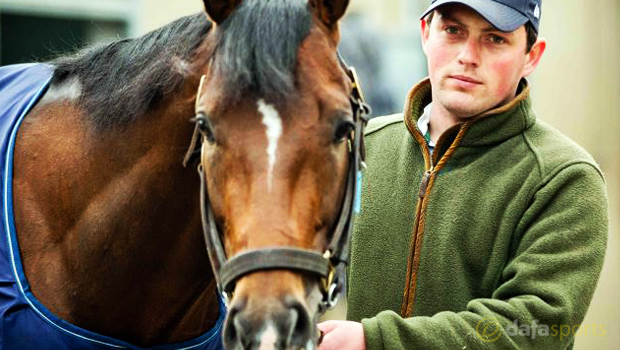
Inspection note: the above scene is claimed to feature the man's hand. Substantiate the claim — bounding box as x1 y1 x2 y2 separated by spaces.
317 320 365 350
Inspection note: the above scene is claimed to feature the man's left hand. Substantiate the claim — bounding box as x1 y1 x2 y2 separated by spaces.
317 320 365 350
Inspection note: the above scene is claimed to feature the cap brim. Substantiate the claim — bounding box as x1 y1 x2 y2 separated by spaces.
420 0 528 32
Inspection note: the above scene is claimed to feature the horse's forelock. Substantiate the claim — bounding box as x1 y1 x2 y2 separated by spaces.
212 0 313 105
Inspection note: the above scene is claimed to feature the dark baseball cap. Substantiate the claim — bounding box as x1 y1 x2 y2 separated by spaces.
420 0 542 33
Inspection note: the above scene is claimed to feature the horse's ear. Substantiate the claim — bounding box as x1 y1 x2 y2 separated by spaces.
202 0 243 24
309 0 350 27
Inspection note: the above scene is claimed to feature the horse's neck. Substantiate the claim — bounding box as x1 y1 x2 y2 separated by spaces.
12 88 219 346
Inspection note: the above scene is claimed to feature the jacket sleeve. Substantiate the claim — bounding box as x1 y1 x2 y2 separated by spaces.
361 162 609 349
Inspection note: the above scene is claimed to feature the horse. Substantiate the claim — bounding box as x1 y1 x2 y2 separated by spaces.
1 0 369 349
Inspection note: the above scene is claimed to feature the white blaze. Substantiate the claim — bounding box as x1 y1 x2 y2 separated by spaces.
257 324 278 350
258 99 282 190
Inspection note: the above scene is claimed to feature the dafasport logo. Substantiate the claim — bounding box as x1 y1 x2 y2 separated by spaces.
475 318 607 342
476 318 503 342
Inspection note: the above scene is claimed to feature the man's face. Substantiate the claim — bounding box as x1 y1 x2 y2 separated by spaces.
421 4 542 118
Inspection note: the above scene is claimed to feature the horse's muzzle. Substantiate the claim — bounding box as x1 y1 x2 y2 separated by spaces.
223 293 316 350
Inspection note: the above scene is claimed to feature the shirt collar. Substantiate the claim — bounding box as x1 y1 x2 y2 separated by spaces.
416 103 435 147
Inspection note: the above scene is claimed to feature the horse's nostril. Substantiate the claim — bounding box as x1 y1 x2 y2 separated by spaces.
223 299 247 349
284 297 312 348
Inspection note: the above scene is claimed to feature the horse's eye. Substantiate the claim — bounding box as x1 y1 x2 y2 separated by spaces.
333 120 355 143
195 112 216 144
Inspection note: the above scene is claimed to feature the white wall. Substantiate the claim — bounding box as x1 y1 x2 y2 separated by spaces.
135 0 203 35
531 1 620 349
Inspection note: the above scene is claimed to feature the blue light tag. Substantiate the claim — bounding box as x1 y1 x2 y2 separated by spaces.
354 171 362 214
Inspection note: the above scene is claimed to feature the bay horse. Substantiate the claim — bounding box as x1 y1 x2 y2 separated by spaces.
3 0 368 349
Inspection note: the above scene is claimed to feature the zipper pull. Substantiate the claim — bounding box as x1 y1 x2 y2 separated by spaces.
418 170 432 198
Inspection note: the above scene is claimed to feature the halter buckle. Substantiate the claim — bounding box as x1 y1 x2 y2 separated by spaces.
320 251 335 293
349 66 366 103
319 250 341 310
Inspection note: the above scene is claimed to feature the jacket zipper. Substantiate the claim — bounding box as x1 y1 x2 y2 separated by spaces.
400 134 434 316
401 123 467 317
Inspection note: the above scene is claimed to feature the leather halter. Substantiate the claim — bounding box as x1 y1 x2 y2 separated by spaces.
185 54 370 312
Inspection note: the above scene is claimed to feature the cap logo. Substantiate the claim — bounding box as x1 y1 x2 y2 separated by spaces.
533 4 540 19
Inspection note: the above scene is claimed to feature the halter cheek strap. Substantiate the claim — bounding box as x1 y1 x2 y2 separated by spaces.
183 75 208 168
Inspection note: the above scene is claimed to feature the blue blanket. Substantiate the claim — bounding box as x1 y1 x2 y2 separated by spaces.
0 64 225 350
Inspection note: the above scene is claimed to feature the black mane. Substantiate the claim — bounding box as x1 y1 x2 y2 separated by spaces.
51 13 211 130
50 0 312 130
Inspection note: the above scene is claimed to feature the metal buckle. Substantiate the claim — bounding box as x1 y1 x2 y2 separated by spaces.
321 251 335 294
320 250 340 310
348 66 366 104
325 281 340 310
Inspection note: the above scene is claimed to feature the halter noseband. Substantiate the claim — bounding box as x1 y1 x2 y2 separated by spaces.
186 54 370 312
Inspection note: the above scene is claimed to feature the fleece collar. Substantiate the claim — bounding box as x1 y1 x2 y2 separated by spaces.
403 77 536 147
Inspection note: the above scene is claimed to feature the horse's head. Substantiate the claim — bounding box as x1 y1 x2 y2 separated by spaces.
190 0 365 348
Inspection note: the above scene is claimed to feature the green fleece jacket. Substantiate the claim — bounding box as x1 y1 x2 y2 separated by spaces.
347 78 609 349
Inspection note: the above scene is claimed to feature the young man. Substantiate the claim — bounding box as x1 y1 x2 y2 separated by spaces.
318 0 609 349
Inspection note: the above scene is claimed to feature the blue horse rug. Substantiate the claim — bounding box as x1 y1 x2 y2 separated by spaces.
0 64 225 350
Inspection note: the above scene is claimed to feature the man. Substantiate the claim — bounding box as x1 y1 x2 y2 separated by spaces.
318 0 609 349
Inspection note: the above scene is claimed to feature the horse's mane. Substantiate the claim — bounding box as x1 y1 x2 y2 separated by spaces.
51 13 211 130
50 0 312 130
